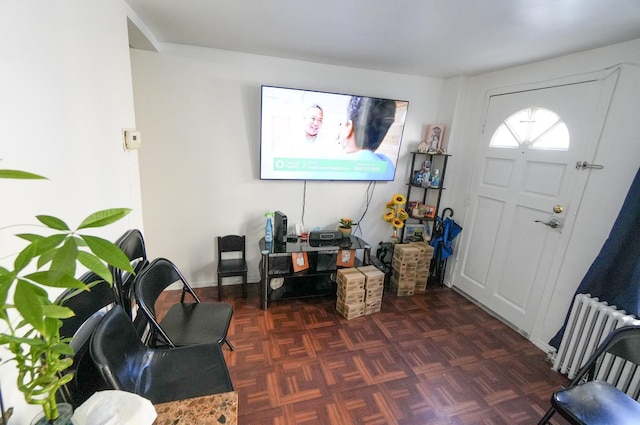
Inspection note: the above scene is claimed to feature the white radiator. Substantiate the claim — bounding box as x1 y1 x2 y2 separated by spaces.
552 293 640 399
553 294 638 378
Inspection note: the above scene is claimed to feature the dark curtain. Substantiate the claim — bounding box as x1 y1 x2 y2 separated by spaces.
549 167 640 349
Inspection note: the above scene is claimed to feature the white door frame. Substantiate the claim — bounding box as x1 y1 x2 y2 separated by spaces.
530 69 620 349
452 67 620 346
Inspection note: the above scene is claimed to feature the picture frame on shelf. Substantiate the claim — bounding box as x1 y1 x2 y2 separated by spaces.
291 252 309 272
403 223 431 243
424 204 437 219
425 124 445 153
336 249 356 267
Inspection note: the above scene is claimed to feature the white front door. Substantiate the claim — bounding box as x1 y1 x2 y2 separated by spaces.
453 76 614 336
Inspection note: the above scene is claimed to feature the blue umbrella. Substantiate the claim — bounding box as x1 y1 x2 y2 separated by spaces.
438 217 462 260
430 208 462 285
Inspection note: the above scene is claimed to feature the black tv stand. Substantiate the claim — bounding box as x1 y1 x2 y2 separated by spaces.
259 235 372 309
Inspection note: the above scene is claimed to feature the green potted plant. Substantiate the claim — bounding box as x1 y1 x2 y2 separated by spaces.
0 169 134 424
338 218 357 237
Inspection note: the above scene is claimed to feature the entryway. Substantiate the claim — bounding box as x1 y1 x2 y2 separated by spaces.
452 72 617 337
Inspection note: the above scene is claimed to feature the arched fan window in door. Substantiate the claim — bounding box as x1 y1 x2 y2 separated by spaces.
489 107 570 150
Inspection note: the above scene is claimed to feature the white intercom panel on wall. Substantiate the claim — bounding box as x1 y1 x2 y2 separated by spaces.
123 129 142 150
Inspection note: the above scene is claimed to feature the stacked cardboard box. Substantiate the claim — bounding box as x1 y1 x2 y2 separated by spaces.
336 268 365 319
358 265 385 315
409 242 434 292
389 244 420 296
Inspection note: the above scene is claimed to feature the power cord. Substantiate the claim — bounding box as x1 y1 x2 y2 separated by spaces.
301 180 307 229
300 179 375 237
354 181 376 237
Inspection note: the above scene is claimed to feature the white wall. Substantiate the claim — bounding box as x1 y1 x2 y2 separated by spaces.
442 39 640 350
0 1 143 422
130 45 443 285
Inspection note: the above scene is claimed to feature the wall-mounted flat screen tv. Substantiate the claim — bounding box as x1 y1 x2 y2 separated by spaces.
260 85 409 181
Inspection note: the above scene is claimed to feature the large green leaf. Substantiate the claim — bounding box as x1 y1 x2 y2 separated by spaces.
51 342 74 357
81 235 133 272
0 169 47 179
50 237 78 276
16 233 45 243
14 234 67 272
42 305 75 320
0 271 12 306
24 234 67 257
0 271 13 289
37 250 59 270
0 333 47 347
20 279 48 298
43 316 64 340
0 284 12 311
24 271 86 289
14 240 38 272
36 215 70 231
14 281 46 333
77 208 131 230
77 251 112 284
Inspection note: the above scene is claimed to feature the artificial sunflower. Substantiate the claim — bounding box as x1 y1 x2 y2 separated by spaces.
392 217 405 229
383 210 395 222
383 193 409 230
392 194 407 205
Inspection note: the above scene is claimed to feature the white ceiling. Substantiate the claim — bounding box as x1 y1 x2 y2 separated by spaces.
125 0 640 78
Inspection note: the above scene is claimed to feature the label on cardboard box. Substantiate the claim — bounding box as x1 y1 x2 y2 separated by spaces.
337 268 365 285
337 286 365 304
336 300 365 319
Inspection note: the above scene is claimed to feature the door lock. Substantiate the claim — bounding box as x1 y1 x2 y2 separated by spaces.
553 205 564 214
535 218 560 228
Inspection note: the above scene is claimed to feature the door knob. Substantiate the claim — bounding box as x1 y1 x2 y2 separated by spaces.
535 218 560 228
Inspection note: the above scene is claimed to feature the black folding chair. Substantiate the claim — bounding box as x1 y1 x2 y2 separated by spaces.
109 228 153 343
55 271 117 340
538 325 640 424
134 257 235 350
54 272 116 407
110 229 149 318
57 310 110 408
90 305 233 404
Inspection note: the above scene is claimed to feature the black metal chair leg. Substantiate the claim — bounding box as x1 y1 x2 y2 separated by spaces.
536 407 555 424
224 337 235 351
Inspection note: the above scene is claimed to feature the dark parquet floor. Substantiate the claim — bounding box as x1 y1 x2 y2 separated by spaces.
156 283 571 425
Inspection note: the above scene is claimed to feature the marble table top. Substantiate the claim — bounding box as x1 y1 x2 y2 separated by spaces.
154 391 238 425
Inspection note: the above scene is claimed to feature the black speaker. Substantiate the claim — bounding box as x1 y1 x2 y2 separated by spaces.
274 211 287 244
309 230 340 242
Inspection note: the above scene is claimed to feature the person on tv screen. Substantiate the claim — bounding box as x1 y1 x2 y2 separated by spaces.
339 96 396 180
303 104 323 143
275 104 341 158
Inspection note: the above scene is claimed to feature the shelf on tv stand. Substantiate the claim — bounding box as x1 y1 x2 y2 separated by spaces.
258 235 372 309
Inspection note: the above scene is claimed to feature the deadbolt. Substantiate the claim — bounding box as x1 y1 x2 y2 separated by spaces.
553 205 564 214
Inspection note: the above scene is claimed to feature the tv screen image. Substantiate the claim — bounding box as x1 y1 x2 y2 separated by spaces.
260 85 409 181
